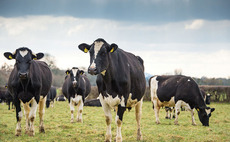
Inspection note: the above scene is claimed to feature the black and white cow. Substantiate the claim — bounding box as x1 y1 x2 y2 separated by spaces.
149 75 215 126
56 94 66 101
84 99 102 107
201 89 211 105
78 38 146 142
46 86 57 108
62 67 91 123
4 47 52 136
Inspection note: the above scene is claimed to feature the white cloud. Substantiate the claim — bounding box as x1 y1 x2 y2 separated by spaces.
185 19 204 30
0 16 230 78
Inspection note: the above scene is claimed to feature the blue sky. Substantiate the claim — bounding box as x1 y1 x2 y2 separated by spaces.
0 0 230 78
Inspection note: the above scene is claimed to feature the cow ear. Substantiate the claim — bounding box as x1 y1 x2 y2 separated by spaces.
108 43 118 53
4 52 15 60
33 53 44 60
78 43 91 53
79 70 84 75
211 108 215 112
65 70 71 75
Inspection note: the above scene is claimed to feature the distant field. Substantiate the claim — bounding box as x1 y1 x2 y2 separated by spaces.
0 101 229 142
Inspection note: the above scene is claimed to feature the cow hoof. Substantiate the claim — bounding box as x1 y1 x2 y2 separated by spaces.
15 129 21 136
116 136 122 142
39 127 45 133
174 122 179 125
105 134 112 142
192 123 197 126
28 130 35 136
137 134 142 141
77 118 83 123
156 121 160 124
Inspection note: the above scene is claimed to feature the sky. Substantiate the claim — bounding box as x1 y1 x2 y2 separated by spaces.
0 0 230 78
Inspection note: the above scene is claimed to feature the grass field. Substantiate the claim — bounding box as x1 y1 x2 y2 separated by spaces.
0 101 229 142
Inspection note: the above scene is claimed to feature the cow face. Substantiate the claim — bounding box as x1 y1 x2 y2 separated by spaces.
4 47 44 79
78 38 118 75
65 67 84 88
197 107 215 126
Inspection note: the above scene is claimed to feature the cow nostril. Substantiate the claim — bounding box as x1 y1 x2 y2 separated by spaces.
19 73 27 79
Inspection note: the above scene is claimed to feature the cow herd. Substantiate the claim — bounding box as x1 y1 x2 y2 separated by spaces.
2 38 215 142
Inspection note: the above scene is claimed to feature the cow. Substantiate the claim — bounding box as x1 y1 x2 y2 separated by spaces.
149 75 215 126
84 99 102 107
62 67 91 123
4 47 52 136
56 94 66 101
46 86 57 108
78 38 146 142
165 89 210 119
201 89 211 105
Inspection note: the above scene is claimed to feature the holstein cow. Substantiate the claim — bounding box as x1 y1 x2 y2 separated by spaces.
164 88 211 120
78 38 146 142
84 99 102 107
46 86 57 108
56 94 66 101
62 67 91 123
4 47 52 136
149 75 215 126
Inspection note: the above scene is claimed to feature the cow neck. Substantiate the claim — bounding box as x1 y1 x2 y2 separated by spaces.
101 53 118 89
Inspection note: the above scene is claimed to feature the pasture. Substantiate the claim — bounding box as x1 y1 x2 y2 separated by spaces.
0 101 229 142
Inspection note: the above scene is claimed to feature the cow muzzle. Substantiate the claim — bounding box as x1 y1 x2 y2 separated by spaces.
19 72 28 79
88 67 97 75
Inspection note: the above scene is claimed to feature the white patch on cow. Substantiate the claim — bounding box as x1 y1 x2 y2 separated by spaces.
188 79 191 82
126 93 138 108
94 41 104 58
19 50 28 57
120 96 125 107
70 97 75 111
99 93 120 109
205 108 211 115
72 68 79 81
150 76 158 103
207 93 211 96
89 62 96 69
73 95 82 105
29 97 38 119
18 111 23 118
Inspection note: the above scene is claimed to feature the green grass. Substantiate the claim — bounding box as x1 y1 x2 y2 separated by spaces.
0 101 229 142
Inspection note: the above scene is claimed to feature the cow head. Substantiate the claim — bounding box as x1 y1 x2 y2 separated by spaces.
197 107 215 126
65 67 84 88
78 38 118 75
4 47 44 80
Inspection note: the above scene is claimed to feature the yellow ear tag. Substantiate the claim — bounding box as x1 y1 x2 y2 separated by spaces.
197 108 199 111
66 72 69 75
110 48 114 53
33 58 37 60
84 48 88 53
9 55 12 59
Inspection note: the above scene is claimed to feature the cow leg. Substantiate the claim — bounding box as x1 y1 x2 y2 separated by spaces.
116 105 126 142
153 100 160 124
135 100 143 141
191 108 197 125
50 101 54 108
70 97 75 123
28 98 38 136
38 96 46 133
15 98 22 136
174 101 182 125
23 103 30 134
77 99 83 123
